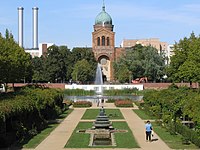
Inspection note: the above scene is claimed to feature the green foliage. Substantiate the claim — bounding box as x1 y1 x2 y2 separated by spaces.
31 46 97 83
23 109 73 148
0 30 32 85
143 86 200 147
113 44 166 82
104 88 138 96
152 122 198 149
167 32 200 82
71 59 94 83
0 87 64 147
63 89 95 96
73 101 92 107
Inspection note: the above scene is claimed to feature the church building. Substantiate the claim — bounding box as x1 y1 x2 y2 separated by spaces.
92 3 124 82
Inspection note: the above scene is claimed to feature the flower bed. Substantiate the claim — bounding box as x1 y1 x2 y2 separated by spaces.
73 101 92 107
114 100 133 107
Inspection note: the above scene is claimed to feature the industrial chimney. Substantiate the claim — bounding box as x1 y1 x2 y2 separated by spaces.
32 7 39 49
18 7 24 47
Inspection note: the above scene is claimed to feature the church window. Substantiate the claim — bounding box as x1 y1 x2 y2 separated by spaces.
107 37 110 46
102 36 105 46
97 37 100 46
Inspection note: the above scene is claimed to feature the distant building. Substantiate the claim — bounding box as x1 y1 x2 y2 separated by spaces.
121 38 168 54
25 43 54 58
167 44 175 64
92 3 125 81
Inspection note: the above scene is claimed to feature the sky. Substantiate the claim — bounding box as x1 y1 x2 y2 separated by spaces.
0 0 200 49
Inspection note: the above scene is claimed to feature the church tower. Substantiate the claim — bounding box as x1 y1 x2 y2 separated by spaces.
92 2 115 82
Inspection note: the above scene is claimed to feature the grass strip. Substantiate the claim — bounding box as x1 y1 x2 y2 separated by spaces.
65 121 139 148
81 109 124 120
152 123 199 149
23 109 73 148
133 109 156 120
133 108 198 149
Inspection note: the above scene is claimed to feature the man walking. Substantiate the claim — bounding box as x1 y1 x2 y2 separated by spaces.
145 120 153 142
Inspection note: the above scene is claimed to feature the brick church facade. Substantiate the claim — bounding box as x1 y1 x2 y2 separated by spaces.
92 3 124 82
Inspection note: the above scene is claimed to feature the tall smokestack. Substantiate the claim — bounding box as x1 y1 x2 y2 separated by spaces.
32 7 39 49
18 7 24 47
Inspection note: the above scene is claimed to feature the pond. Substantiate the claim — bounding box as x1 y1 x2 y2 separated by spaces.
64 95 143 102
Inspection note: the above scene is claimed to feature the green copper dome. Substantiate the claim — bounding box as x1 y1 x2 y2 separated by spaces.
95 5 112 25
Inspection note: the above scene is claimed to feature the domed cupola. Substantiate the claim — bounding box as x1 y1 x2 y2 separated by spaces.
95 3 112 26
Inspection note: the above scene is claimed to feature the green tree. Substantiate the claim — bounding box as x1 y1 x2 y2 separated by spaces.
114 44 166 82
113 62 130 83
44 45 72 83
167 32 200 83
0 29 32 88
71 59 94 83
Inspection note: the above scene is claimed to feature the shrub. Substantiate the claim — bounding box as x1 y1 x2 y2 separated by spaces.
73 101 92 107
106 99 116 103
63 100 73 106
114 100 133 107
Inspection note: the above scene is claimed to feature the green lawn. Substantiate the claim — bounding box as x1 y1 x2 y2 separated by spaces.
152 123 199 149
133 109 156 120
113 121 139 148
133 108 198 149
81 109 124 120
65 121 139 148
23 109 73 148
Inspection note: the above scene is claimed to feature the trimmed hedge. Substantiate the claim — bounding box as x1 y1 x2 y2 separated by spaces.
175 123 200 147
0 87 64 148
73 101 92 107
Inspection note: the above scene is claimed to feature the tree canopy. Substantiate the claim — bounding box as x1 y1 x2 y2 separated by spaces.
31 47 97 83
0 29 32 85
114 44 166 83
167 32 200 83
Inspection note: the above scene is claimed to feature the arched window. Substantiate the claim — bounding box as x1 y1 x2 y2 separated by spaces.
97 37 100 46
107 37 110 46
102 36 105 46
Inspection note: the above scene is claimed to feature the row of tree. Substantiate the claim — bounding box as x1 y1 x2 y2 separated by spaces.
1 29 200 84
142 85 200 147
32 46 97 83
0 30 97 85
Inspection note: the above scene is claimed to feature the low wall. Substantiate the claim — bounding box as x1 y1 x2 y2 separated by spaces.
143 82 199 89
7 82 199 90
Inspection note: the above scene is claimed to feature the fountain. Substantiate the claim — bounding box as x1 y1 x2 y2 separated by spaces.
86 107 115 146
94 63 103 95
77 107 128 146
94 63 103 85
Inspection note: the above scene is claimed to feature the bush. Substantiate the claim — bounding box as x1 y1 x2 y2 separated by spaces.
106 99 116 103
0 87 64 147
114 100 133 107
73 101 92 107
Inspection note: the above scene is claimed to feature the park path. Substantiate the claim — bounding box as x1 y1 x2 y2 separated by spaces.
34 108 86 150
28 102 171 150
120 108 171 150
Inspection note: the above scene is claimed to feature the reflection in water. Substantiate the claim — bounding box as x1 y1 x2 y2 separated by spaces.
64 95 143 102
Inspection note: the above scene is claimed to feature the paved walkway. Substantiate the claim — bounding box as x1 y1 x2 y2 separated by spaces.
29 102 171 150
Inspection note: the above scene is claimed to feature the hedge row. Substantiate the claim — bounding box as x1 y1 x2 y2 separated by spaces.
0 87 64 148
73 101 92 107
142 85 200 147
